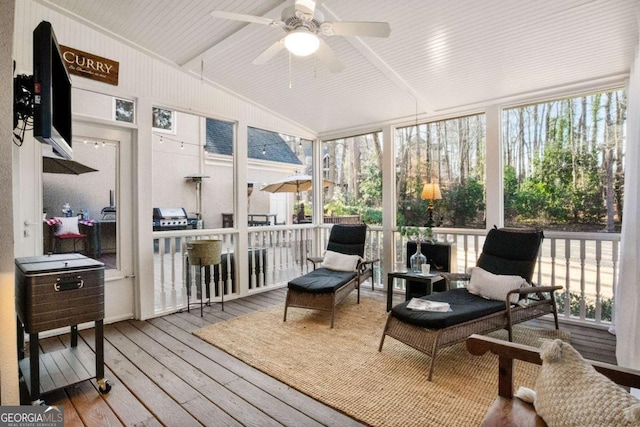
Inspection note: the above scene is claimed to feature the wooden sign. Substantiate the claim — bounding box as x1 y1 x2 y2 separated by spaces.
60 45 119 86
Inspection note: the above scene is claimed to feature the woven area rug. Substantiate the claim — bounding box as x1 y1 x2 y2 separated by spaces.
193 294 569 427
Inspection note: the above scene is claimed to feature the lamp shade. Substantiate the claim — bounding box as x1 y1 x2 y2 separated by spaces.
421 183 442 200
187 239 222 266
284 29 320 56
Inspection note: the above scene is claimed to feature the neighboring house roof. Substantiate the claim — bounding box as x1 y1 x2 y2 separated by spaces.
205 119 302 165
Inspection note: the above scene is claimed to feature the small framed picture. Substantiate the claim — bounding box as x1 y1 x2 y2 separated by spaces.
152 107 176 133
113 97 135 123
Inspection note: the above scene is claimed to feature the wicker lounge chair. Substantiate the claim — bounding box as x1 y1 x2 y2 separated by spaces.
284 223 378 328
379 227 562 380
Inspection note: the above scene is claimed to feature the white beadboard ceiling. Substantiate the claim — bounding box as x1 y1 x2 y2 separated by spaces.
44 0 638 137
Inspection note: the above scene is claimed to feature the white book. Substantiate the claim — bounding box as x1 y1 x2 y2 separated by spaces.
406 298 451 312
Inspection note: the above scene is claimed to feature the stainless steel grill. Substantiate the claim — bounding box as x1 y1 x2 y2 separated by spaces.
153 207 189 230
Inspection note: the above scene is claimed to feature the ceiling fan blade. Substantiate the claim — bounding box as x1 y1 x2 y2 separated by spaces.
252 38 286 65
294 0 316 17
210 10 279 26
322 21 391 38
316 40 345 73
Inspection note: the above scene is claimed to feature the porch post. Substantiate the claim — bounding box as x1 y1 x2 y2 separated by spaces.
312 137 324 255
382 124 395 289
235 121 249 297
485 105 503 229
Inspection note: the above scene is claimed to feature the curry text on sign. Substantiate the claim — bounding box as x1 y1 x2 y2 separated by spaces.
60 45 119 86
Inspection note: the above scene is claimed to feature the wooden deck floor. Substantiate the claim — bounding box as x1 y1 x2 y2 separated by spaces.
23 287 617 426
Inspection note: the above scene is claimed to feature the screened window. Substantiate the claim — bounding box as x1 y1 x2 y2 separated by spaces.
395 114 486 229
323 132 384 225
502 89 626 232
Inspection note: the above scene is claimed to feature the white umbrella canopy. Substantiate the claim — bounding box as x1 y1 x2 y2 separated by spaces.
260 174 332 193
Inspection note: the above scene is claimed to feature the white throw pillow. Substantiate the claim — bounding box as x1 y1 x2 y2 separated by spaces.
55 216 80 236
467 266 528 303
322 250 361 272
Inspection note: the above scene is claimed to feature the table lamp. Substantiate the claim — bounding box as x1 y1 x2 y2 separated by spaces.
421 183 442 228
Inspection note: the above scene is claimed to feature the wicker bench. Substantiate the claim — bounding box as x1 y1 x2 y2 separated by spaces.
466 334 640 427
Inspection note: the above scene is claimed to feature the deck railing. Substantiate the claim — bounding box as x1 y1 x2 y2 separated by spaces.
152 225 619 327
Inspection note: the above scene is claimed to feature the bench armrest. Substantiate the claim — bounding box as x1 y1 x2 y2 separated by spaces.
515 285 563 295
466 334 640 397
357 258 379 275
307 256 324 270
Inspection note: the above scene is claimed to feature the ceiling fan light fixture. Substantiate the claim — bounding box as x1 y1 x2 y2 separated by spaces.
284 28 319 56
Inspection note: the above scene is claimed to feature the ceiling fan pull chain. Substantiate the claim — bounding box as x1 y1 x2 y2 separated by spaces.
313 54 317 78
289 52 293 89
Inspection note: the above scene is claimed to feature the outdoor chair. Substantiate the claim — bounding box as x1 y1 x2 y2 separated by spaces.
379 227 562 380
51 216 88 255
284 223 378 328
466 334 640 427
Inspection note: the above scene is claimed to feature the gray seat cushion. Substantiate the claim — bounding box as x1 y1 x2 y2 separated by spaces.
288 268 357 294
391 288 506 329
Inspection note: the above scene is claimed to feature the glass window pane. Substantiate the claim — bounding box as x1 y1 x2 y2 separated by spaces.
243 127 311 225
43 139 118 269
502 90 626 232
323 132 384 225
395 114 486 229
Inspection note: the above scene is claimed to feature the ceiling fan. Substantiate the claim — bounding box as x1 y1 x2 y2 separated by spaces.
210 0 391 73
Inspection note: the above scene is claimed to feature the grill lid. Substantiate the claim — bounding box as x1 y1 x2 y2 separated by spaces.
153 207 188 219
153 207 189 228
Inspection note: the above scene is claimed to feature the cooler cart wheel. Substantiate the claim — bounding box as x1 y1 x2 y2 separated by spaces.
98 378 111 394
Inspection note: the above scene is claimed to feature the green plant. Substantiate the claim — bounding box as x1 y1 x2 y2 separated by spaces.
555 291 612 322
360 207 382 225
398 225 435 242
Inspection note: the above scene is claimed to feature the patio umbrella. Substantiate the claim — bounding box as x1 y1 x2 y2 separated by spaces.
260 174 332 194
42 152 98 175
261 174 333 222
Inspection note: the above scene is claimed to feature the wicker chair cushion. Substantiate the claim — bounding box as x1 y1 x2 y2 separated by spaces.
288 268 357 294
477 228 543 281
391 288 505 329
326 224 367 256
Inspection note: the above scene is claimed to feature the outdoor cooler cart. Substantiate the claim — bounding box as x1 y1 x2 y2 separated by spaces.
15 253 111 404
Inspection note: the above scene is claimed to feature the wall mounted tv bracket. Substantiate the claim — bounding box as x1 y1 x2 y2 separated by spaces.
13 74 34 144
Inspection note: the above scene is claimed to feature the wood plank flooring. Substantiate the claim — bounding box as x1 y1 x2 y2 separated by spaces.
22 287 617 426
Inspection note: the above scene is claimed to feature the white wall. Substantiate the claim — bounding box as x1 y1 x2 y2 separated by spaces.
12 0 318 327
152 111 203 219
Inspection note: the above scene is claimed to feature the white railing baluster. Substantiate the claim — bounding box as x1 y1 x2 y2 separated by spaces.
579 239 586 320
595 240 602 322
563 239 571 317
158 237 166 310
463 235 470 270
611 240 619 321
550 237 557 289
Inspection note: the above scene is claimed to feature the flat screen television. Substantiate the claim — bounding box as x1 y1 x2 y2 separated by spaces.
33 21 73 159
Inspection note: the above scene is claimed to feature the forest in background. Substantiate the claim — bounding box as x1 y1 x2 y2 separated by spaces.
322 88 626 233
